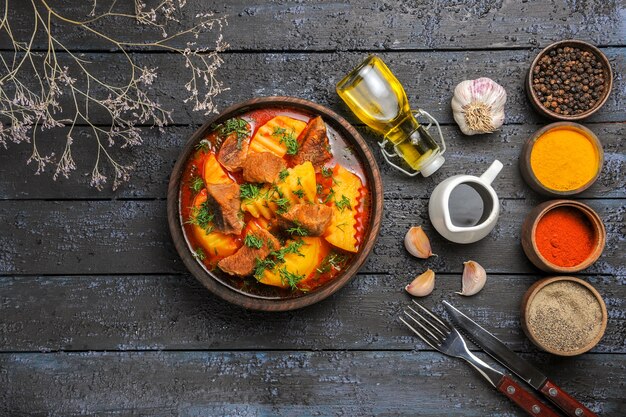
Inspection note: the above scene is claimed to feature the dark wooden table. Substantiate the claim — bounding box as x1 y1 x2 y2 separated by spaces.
1 1 624 415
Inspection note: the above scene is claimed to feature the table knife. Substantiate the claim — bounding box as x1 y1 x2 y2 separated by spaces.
443 301 598 417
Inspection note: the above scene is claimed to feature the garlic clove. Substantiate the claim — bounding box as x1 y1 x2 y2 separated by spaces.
406 269 435 297
404 226 436 259
457 260 487 296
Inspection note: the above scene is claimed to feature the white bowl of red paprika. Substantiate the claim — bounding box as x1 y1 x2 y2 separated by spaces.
521 200 606 273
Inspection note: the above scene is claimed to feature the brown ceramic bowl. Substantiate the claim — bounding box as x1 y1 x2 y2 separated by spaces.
519 122 603 197
167 96 383 311
526 39 613 120
521 199 605 273
521 276 607 356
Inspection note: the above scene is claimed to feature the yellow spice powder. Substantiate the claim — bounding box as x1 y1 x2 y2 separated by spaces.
530 127 599 191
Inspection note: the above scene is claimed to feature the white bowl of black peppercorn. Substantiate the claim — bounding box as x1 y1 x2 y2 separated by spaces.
526 40 613 121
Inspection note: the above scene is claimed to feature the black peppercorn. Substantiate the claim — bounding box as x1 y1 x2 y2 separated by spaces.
532 46 607 115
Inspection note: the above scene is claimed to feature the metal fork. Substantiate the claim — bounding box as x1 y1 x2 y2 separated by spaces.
401 300 559 417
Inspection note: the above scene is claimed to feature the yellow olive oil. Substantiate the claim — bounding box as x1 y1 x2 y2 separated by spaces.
336 55 443 174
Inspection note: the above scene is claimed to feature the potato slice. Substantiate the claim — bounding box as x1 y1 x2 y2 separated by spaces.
259 237 326 289
203 153 232 185
324 165 363 253
249 116 307 157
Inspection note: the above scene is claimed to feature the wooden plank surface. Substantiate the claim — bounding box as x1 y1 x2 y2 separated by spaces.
7 0 626 51
1 351 623 416
1 1 625 415
1 123 624 200
1 49 622 127
1 274 623 353
0 198 623 276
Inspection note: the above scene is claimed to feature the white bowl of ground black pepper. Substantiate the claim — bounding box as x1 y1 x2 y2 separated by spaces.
521 276 607 356
526 39 613 120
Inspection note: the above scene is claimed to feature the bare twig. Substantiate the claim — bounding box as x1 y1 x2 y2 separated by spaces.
0 0 228 190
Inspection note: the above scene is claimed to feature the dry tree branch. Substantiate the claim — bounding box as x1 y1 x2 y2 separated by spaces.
0 0 229 190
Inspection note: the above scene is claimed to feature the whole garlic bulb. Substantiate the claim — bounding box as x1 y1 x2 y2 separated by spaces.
451 78 506 135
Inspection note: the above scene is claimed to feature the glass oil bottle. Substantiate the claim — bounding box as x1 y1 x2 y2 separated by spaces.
336 55 446 177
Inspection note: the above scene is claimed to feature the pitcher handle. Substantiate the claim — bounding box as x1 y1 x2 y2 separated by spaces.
480 160 503 185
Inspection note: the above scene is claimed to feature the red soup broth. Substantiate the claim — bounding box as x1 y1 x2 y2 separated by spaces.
179 107 371 298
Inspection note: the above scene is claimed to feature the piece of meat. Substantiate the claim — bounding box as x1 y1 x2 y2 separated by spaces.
242 152 287 183
205 183 244 235
291 116 333 171
217 128 251 172
218 228 280 277
278 203 333 236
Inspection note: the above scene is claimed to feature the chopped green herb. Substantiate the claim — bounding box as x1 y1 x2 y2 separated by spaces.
214 118 250 150
253 240 305 279
186 201 214 233
274 197 291 214
244 233 264 249
321 166 333 177
323 187 335 204
279 267 306 290
293 188 305 199
278 169 289 181
335 194 352 211
272 126 299 155
286 225 308 236
316 184 323 194
296 177 302 186
272 184 284 198
195 139 210 153
192 247 206 261
253 257 276 279
272 126 287 136
240 183 261 201
189 176 204 192
274 240 305 263
316 252 347 274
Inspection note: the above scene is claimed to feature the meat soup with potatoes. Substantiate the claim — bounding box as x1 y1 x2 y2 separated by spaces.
179 108 370 296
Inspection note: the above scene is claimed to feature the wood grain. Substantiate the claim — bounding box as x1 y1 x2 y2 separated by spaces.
1 199 622 276
6 0 626 51
1 123 623 200
496 375 561 417
1 351 622 416
0 274 623 353
1 49 623 128
1 2 625 414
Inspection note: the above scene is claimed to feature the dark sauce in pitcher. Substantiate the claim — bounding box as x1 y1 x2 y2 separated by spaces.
448 183 492 227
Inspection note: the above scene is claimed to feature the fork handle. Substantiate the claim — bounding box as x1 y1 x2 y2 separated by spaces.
497 375 559 417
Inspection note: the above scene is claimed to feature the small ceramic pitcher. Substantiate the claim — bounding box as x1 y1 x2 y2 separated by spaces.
428 160 503 244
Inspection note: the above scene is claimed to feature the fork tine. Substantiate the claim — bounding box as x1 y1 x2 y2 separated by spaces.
406 305 447 339
399 316 439 350
403 309 442 346
411 300 451 333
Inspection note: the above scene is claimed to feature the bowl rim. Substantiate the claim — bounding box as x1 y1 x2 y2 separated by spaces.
524 199 606 273
526 39 613 121
166 96 384 311
521 276 608 356
519 121 604 197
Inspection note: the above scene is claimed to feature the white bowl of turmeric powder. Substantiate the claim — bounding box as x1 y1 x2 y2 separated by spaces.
519 122 603 197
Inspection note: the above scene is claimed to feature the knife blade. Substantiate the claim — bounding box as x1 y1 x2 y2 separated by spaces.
443 300 598 417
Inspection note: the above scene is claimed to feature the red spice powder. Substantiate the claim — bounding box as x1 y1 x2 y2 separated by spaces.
535 206 596 267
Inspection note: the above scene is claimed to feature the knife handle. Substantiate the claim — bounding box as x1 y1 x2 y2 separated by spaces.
497 375 559 417
540 379 598 417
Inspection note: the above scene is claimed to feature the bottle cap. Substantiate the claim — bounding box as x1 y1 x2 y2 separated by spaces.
420 154 445 177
